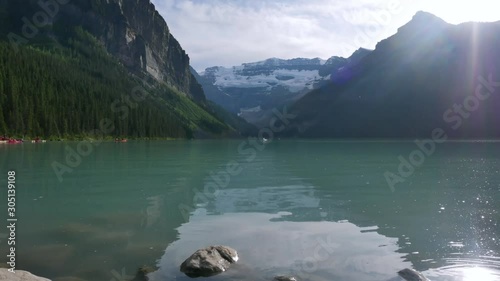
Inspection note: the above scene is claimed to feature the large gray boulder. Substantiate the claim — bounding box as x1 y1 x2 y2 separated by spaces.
398 268 429 281
180 245 238 277
0 268 51 281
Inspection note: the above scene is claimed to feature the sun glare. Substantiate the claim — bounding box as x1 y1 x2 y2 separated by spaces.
419 0 500 24
462 267 497 281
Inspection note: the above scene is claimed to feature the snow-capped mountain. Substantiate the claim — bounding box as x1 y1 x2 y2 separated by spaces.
195 49 371 125
207 61 322 92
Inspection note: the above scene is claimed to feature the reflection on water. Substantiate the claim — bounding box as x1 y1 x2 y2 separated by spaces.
150 212 409 281
213 185 320 214
0 141 499 281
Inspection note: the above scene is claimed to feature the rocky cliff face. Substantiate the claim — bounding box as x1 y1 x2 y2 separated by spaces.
16 0 205 101
84 0 205 101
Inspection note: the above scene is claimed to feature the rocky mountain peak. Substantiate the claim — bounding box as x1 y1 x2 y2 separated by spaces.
397 11 449 34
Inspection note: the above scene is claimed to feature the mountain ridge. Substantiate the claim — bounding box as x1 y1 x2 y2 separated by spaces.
284 12 500 138
197 48 371 126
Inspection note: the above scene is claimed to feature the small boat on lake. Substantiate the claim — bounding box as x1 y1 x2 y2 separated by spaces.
115 138 128 143
7 139 23 144
1 136 23 144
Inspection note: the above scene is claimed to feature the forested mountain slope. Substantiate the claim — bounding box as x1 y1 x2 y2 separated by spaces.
0 0 242 139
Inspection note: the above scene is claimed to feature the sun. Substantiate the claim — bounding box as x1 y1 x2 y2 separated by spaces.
416 0 500 24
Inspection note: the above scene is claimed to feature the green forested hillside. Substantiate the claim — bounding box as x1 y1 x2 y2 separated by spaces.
0 28 231 139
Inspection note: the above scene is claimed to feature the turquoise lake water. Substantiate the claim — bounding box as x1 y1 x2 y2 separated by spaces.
0 140 499 281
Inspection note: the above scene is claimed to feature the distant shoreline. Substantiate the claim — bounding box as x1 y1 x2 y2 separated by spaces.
3 137 500 142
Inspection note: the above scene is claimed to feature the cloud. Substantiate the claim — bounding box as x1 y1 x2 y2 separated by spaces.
150 0 499 71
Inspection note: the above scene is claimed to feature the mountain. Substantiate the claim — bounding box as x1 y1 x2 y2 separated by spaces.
197 49 371 126
285 11 500 138
3 0 204 101
0 0 243 138
190 67 258 136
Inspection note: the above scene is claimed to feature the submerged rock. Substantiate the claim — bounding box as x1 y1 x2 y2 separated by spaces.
274 275 298 281
398 268 429 281
0 268 50 281
180 245 238 277
131 266 156 281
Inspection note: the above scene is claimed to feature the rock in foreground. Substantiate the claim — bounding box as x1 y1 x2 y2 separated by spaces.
398 268 429 281
180 245 238 277
0 268 50 281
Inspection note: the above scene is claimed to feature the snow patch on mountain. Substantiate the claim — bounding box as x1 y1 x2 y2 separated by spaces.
197 49 373 126
212 67 323 93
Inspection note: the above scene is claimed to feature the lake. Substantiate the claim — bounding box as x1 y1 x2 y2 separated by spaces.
0 140 499 281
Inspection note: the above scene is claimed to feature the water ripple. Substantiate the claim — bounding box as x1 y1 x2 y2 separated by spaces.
425 255 500 280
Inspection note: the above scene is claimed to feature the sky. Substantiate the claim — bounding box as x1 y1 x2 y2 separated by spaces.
150 0 500 72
